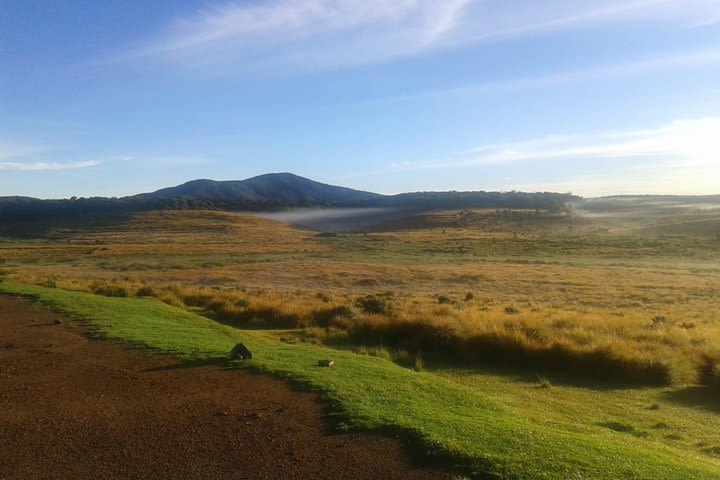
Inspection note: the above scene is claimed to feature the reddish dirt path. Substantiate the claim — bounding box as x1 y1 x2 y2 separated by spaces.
0 296 452 480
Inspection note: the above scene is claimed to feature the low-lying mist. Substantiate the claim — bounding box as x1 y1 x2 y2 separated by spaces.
244 207 405 233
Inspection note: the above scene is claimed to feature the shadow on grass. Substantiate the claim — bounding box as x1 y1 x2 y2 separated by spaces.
426 360 652 391
663 386 720 413
342 322 673 387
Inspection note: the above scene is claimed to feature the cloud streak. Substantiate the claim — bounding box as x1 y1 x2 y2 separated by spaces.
132 0 471 69
129 0 720 70
0 160 100 171
393 117 720 171
384 117 720 196
0 141 100 172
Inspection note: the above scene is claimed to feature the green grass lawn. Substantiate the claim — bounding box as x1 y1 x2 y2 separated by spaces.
2 280 719 480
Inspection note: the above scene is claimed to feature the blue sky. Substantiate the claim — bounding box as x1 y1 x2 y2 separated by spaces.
1 0 719 198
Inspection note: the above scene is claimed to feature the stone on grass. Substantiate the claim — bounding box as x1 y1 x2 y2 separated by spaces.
228 343 252 360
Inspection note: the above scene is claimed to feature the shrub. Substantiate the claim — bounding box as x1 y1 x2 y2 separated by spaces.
437 295 453 305
698 355 720 387
313 305 359 327
356 294 394 315
504 304 520 315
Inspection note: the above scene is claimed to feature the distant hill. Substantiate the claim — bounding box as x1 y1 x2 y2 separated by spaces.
134 173 383 208
0 172 578 235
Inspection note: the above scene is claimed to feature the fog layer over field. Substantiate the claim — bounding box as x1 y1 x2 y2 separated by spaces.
246 207 404 232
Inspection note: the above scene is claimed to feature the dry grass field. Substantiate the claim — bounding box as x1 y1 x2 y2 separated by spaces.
2 207 720 387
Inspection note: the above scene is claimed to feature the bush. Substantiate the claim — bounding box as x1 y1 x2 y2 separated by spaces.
313 305 359 328
437 295 453 305
504 305 520 315
698 355 720 387
356 294 394 315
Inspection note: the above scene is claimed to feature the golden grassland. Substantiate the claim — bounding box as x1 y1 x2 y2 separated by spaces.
2 208 720 386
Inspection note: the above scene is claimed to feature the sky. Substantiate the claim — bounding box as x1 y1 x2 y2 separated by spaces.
1 0 719 199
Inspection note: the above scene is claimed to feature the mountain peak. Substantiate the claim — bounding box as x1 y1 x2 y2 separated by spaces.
141 172 382 207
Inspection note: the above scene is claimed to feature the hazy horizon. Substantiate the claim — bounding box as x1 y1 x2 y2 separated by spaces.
6 172 720 202
2 1 719 198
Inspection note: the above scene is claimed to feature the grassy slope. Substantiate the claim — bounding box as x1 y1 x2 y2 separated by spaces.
2 280 719 480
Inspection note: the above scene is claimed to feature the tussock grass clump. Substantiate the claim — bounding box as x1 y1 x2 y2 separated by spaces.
353 345 424 371
414 353 424 372
537 375 552 389
135 285 155 297
354 345 393 361
90 281 130 298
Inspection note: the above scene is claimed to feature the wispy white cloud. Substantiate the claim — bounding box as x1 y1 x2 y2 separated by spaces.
130 0 719 70
0 141 100 171
131 0 471 69
0 160 100 171
396 117 720 172
385 117 720 196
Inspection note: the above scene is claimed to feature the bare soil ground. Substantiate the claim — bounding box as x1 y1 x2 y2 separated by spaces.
0 295 451 480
